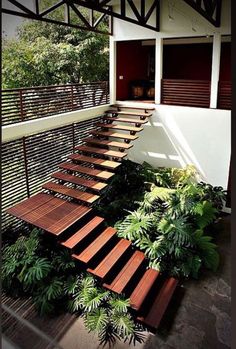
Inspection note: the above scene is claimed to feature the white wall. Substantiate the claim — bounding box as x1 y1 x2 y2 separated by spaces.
124 104 231 188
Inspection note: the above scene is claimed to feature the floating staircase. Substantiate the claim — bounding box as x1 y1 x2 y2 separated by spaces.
6 105 178 331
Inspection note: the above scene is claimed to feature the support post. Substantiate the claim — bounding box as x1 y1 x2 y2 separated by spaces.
210 33 221 108
155 37 163 104
109 37 116 104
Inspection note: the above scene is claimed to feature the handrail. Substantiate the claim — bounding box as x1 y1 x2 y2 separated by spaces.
1 81 109 125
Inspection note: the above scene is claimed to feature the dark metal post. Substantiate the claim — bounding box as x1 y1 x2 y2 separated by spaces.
22 137 30 197
71 85 74 110
72 123 75 153
19 90 24 121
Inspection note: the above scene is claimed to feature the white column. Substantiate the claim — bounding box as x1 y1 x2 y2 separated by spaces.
109 37 116 105
155 37 163 104
210 33 221 108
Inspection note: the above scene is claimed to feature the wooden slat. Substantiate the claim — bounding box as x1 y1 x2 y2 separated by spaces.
75 145 127 159
87 239 131 278
58 162 115 180
68 154 121 170
106 110 152 117
129 269 160 311
111 104 155 111
103 250 145 294
6 193 53 218
42 181 99 204
82 137 133 150
137 277 178 329
103 116 148 124
15 195 91 235
96 123 143 133
61 216 104 249
90 130 138 141
51 171 107 192
72 227 117 264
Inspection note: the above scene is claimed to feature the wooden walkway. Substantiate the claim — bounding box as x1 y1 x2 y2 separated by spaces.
6 105 178 331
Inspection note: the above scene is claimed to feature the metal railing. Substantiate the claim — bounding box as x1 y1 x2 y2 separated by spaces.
1 81 109 125
161 79 211 108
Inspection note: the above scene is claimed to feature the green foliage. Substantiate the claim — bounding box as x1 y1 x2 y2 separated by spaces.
2 3 109 89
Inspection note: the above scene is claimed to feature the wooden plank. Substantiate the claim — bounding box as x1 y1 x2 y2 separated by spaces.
90 130 138 141
61 216 104 249
58 162 115 180
18 196 91 235
111 104 155 111
75 145 127 159
137 277 178 329
129 269 160 311
87 239 131 278
68 154 121 170
42 182 100 204
103 116 148 124
6 193 53 218
106 110 152 117
72 227 117 264
51 171 107 192
82 137 133 150
96 123 143 133
103 250 145 294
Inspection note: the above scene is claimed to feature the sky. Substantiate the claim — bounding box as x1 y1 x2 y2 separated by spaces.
2 0 33 38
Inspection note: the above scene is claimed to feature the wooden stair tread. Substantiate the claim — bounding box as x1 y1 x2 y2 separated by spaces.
82 137 133 150
8 193 91 236
51 171 107 192
72 227 117 264
111 104 155 111
75 145 127 159
90 130 138 141
42 182 99 204
129 269 160 311
103 116 148 124
106 110 152 117
87 239 132 279
103 250 145 294
61 216 104 249
58 162 114 180
96 122 143 132
137 277 178 329
68 154 121 170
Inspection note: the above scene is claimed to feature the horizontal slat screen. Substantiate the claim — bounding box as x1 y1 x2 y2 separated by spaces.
218 81 231 110
161 79 211 108
1 81 109 125
1 117 102 233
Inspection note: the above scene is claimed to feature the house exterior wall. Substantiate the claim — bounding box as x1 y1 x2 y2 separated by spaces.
110 0 231 189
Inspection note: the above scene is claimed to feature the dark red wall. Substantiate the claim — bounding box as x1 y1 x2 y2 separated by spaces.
116 41 154 100
163 43 213 80
220 42 231 81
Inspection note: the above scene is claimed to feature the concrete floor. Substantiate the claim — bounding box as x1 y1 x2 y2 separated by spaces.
3 215 231 349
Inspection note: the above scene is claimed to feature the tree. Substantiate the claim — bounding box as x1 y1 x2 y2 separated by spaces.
2 5 109 89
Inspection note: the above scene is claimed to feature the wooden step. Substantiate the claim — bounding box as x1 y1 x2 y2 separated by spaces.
61 216 104 249
111 104 155 111
129 269 160 311
103 116 148 125
7 193 91 236
75 145 127 159
72 227 117 264
103 250 145 294
82 137 133 150
90 130 138 141
58 162 114 180
137 277 178 329
105 110 152 117
96 123 143 133
68 154 121 170
87 239 132 279
42 182 99 204
51 171 107 192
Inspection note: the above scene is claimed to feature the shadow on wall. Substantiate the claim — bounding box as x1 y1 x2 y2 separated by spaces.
128 114 206 182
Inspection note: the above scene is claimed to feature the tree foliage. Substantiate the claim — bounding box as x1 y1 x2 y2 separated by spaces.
2 3 109 89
